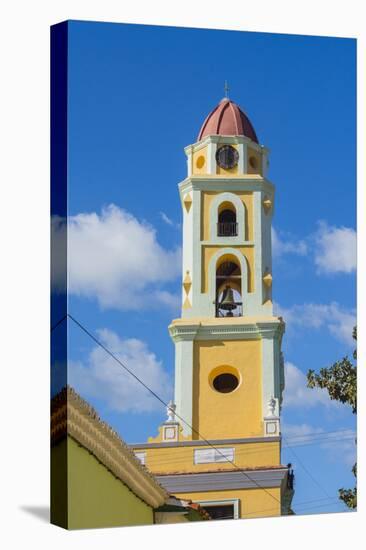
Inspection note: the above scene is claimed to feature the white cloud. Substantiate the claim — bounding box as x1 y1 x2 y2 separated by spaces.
282 422 324 439
154 289 181 309
272 222 356 277
282 422 356 467
321 436 356 467
274 301 356 347
52 204 181 310
272 227 308 257
160 211 174 226
159 211 181 230
282 362 339 410
69 328 172 414
314 221 356 274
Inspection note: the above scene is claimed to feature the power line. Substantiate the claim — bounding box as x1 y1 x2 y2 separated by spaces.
130 435 356 467
58 312 353 516
50 313 67 333
67 313 283 508
282 428 355 441
52 316 355 444
283 435 332 500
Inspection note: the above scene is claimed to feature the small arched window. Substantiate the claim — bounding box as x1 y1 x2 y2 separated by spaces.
215 257 242 317
217 202 237 237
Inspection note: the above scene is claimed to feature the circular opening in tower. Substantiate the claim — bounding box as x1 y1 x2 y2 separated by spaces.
212 372 239 394
196 155 205 169
249 156 258 169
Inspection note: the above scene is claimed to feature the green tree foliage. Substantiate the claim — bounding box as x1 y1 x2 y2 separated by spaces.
339 464 357 510
307 326 357 509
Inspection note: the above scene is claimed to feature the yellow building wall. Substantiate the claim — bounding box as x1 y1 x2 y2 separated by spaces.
64 436 154 529
201 245 254 294
247 147 263 175
201 190 253 242
192 146 208 175
192 339 263 439
176 487 281 519
140 440 280 475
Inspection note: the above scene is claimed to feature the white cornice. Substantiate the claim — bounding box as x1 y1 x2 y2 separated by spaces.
184 135 270 156
200 240 255 247
169 318 285 342
155 468 288 493
178 176 275 199
131 435 281 449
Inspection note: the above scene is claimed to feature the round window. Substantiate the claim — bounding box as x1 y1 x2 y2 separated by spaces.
213 372 239 394
216 145 239 169
196 155 205 169
249 156 258 169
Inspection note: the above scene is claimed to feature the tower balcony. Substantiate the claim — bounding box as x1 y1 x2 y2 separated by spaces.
217 222 238 237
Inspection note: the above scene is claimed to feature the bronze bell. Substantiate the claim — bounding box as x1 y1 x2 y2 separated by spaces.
219 286 240 317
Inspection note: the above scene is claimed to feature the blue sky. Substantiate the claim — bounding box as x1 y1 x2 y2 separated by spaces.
53 20 356 517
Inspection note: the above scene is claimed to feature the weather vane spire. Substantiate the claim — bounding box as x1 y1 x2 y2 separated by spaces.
224 80 230 98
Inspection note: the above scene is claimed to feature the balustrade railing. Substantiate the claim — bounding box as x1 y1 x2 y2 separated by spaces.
217 222 238 237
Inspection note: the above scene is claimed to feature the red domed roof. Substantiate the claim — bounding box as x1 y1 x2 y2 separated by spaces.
198 98 258 143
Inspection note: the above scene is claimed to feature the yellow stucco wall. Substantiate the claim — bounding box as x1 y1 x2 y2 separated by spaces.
193 339 263 439
138 440 280 475
176 487 281 519
247 147 263 175
201 245 254 294
65 436 154 529
192 146 208 175
201 190 253 242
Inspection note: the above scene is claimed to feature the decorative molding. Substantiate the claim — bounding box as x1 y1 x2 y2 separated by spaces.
169 318 285 343
263 196 272 214
156 468 288 493
200 240 255 247
208 191 246 243
184 134 269 156
263 272 273 288
207 246 250 317
193 447 235 465
183 193 192 212
131 435 281 450
263 396 280 436
51 387 168 509
179 176 275 201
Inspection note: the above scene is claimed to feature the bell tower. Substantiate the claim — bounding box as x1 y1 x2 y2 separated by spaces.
132 96 293 520
170 97 285 440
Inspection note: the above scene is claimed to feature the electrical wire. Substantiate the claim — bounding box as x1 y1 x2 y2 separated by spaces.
52 312 355 516
67 313 283 507
282 435 332 500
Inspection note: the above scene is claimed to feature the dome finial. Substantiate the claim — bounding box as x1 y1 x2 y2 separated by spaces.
224 79 230 99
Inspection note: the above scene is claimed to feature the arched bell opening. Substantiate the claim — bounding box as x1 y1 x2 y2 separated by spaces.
217 202 238 237
215 256 243 317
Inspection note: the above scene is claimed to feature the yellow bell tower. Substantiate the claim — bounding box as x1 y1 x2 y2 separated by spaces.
131 97 294 520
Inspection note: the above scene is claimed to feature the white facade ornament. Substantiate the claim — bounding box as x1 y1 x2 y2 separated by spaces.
268 396 276 417
264 396 280 437
166 400 176 423
162 400 179 442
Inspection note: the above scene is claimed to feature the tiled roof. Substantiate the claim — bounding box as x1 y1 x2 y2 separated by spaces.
198 98 258 142
51 386 169 509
